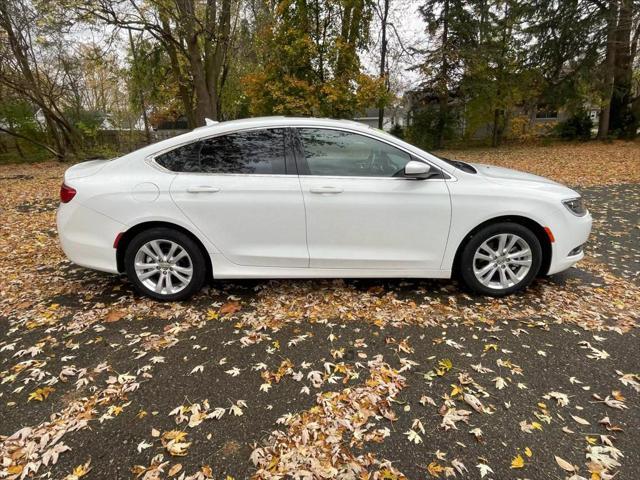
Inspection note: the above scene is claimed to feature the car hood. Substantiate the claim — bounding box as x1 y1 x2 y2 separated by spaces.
470 163 560 185
469 162 581 198
64 159 111 180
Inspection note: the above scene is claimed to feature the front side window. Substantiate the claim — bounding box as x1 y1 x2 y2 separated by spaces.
297 128 412 177
155 129 286 174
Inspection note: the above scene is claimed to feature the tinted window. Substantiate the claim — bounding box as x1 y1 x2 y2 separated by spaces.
298 128 412 177
155 141 201 172
155 129 286 174
200 129 285 174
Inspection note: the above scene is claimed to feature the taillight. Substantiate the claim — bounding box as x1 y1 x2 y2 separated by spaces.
60 183 76 203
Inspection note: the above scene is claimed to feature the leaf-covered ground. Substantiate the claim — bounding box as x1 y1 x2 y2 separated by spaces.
1 142 639 480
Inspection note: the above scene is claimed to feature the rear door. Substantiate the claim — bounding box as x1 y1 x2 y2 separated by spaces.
165 128 308 268
294 127 452 270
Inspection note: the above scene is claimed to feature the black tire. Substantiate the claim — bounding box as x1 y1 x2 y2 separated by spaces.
458 222 542 297
124 227 206 301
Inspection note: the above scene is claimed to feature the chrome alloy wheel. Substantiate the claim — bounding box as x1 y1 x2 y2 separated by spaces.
472 233 533 290
134 239 193 295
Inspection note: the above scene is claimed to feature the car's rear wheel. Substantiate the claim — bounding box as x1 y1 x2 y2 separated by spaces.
458 222 542 296
124 227 206 301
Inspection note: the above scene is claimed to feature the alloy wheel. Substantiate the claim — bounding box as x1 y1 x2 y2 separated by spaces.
134 239 193 295
472 233 533 290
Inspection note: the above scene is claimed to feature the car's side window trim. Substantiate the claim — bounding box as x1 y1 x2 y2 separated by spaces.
148 126 296 176
290 126 450 181
147 124 453 180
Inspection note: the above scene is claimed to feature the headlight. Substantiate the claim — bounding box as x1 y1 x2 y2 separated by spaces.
562 197 587 216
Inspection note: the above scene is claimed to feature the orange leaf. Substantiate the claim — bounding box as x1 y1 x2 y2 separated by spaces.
219 302 241 315
106 310 126 323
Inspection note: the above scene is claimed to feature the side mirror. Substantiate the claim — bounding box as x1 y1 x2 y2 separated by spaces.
404 160 431 179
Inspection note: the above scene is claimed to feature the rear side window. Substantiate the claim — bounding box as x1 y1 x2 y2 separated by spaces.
155 141 201 172
155 129 286 174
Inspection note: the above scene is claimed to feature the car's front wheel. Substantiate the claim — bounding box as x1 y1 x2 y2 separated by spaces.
124 227 206 301
458 222 542 296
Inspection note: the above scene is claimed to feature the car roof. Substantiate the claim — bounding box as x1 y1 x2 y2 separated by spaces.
192 116 373 134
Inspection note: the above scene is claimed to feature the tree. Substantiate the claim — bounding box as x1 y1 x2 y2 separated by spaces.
0 0 80 159
76 0 236 127
243 0 387 118
414 0 476 148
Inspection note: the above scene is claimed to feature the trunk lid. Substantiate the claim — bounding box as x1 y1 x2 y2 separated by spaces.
64 159 111 180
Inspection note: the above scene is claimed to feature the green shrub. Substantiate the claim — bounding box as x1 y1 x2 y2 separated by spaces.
557 110 592 140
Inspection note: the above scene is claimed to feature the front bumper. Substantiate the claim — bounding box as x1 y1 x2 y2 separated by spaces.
57 203 123 274
547 212 592 275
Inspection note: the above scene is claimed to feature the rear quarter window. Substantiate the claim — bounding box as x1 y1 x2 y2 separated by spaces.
154 129 286 174
155 141 202 172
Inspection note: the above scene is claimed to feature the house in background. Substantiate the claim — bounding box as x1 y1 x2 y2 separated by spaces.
403 88 602 140
353 105 407 131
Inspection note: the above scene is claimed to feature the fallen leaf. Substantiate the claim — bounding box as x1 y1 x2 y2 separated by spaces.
555 455 576 472
571 414 590 425
511 454 525 469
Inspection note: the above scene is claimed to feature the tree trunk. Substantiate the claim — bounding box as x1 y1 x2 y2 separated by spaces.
128 30 152 144
491 109 504 147
598 0 619 139
610 0 635 137
435 0 450 149
208 0 232 121
189 46 216 125
377 0 390 130
159 14 196 128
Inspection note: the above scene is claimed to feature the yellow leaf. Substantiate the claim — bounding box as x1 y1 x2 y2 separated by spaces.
531 421 543 430
484 343 498 352
162 430 188 442
511 454 525 468
66 460 91 479
7 465 23 475
435 358 452 376
28 386 55 402
450 384 464 397
427 461 444 477
110 405 124 416
206 309 219 320
524 447 533 457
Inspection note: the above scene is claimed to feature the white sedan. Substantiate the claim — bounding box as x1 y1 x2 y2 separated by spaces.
57 117 592 300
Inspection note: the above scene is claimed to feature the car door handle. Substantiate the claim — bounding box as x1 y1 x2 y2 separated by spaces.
186 186 220 193
309 186 343 194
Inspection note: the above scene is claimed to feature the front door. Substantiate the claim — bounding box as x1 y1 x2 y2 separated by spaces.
166 128 308 268
293 127 451 270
